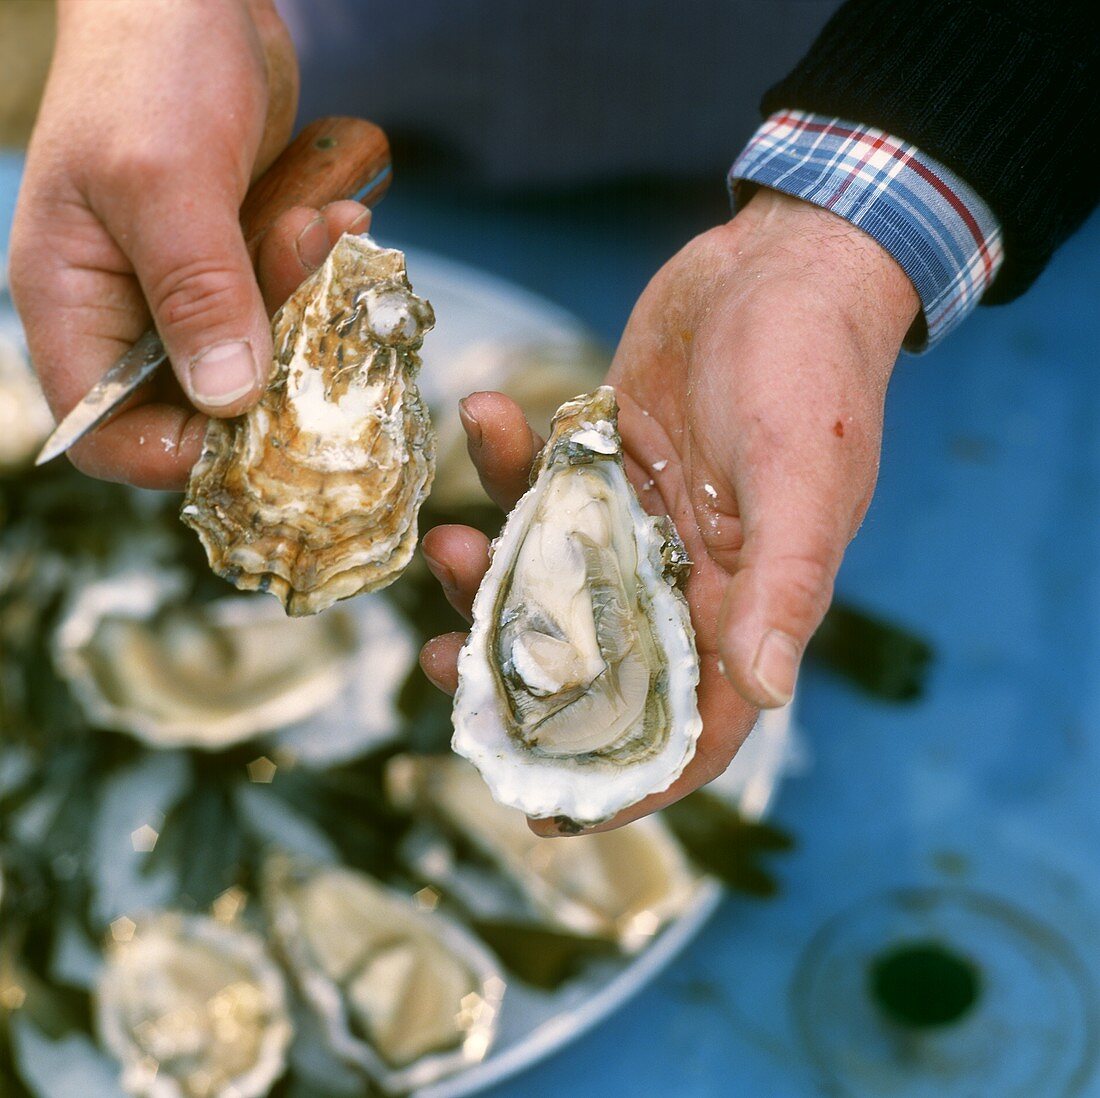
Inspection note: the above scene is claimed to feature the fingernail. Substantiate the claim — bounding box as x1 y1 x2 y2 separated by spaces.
347 208 372 234
752 629 800 706
459 399 482 447
422 549 457 593
188 341 260 407
295 216 329 270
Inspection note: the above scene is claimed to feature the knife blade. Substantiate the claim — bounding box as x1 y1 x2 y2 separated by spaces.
35 116 392 466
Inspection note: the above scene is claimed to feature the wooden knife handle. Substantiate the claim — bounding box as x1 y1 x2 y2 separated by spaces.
240 116 392 258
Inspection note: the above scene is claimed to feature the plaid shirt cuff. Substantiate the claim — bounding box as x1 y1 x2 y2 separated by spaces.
729 111 1004 351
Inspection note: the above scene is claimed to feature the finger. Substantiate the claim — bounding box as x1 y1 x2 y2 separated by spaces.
421 525 491 622
96 167 273 419
8 184 151 417
528 655 758 836
459 391 544 512
250 0 300 178
66 403 207 489
419 632 467 695
716 467 850 710
256 201 371 313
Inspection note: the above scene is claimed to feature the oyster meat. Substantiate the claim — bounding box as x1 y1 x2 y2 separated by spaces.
183 233 435 616
453 386 701 826
391 755 702 951
53 569 360 750
263 856 504 1093
95 913 291 1098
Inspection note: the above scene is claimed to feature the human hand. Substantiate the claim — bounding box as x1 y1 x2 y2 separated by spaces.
419 188 919 832
9 0 369 489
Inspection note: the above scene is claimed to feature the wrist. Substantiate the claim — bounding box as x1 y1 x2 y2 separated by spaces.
736 187 920 353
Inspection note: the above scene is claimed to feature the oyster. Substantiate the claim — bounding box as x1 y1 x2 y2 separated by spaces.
453 386 702 826
95 912 292 1098
0 329 53 470
263 856 504 1093
182 234 435 616
53 570 360 750
391 755 702 951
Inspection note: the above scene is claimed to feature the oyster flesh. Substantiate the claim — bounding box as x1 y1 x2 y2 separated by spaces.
453 386 701 826
391 755 702 951
95 912 292 1098
182 234 435 616
53 569 360 749
263 856 504 1093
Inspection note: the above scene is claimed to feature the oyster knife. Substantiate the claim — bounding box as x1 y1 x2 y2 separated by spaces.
35 116 392 466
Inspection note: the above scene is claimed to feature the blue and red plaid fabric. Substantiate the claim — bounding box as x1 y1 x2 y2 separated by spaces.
730 110 1004 350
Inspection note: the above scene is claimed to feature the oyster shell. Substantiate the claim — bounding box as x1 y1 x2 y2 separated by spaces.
0 329 53 470
391 755 702 951
95 912 292 1098
182 233 435 616
263 856 504 1093
453 387 701 826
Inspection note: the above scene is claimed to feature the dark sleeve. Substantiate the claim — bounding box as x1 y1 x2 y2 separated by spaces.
761 0 1100 304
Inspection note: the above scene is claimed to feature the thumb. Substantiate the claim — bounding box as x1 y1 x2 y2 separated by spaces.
102 171 271 417
716 492 848 711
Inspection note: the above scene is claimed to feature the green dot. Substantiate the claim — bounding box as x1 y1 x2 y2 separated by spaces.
869 940 981 1029
314 136 337 149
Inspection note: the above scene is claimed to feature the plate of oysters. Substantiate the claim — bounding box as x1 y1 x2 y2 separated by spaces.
0 238 796 1098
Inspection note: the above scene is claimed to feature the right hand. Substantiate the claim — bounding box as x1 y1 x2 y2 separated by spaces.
9 0 365 489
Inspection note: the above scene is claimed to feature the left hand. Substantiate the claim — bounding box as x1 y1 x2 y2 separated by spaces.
420 189 919 833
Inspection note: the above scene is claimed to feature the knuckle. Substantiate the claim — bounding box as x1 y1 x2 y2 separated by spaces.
741 550 836 635
100 143 185 198
774 554 831 607
148 259 245 333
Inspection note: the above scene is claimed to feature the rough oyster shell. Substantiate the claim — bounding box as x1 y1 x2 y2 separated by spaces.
453 386 701 826
391 754 702 951
263 856 504 1093
182 233 435 616
95 912 291 1098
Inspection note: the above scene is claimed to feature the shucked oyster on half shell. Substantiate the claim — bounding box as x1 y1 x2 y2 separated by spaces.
53 569 359 750
263 856 504 1094
453 386 702 827
95 913 291 1098
182 234 435 617
391 755 702 952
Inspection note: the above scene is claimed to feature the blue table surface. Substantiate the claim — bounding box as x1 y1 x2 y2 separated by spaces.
3 154 1099 1097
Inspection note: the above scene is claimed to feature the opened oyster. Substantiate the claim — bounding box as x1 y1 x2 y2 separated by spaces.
453 386 701 826
53 570 359 750
95 912 291 1098
391 755 702 951
263 856 504 1093
183 234 435 616
0 329 53 470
